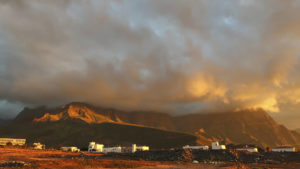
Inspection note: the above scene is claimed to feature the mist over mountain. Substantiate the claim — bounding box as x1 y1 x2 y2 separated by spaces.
3 102 299 148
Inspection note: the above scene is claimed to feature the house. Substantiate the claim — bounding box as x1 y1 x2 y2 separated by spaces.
272 146 296 152
236 147 258 153
102 146 122 153
61 147 80 152
132 144 150 153
33 142 46 150
88 142 104 152
183 145 209 150
88 142 149 153
212 142 226 150
88 142 122 153
0 138 26 146
136 146 149 151
88 142 121 153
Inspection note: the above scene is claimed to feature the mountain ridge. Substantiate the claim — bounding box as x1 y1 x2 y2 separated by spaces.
9 102 300 147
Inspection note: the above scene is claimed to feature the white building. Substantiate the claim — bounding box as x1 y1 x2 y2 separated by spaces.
61 147 80 152
132 144 150 153
102 146 122 153
33 142 45 150
0 138 26 146
236 147 258 153
272 146 296 152
88 142 104 152
183 145 209 150
88 142 121 153
88 142 149 154
136 146 149 151
212 142 226 150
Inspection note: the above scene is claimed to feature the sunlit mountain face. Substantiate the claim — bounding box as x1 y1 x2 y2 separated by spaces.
3 102 299 147
0 0 299 129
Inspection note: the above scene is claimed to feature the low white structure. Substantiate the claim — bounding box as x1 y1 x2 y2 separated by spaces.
132 144 136 153
61 147 80 152
102 146 122 153
33 142 45 150
88 142 104 152
272 146 296 152
132 144 150 152
136 146 149 151
212 142 226 150
183 145 209 150
0 138 26 146
236 147 258 153
88 142 149 154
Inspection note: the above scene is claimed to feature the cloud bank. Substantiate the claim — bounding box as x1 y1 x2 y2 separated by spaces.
0 0 299 127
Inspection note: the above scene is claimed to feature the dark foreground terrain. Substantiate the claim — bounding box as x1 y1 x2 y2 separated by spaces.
1 147 300 169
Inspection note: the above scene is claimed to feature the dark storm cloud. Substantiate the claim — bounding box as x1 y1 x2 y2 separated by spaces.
0 0 299 128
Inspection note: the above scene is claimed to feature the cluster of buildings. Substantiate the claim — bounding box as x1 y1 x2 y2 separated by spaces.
183 142 226 151
183 141 298 153
0 138 45 150
271 146 296 152
183 145 209 150
59 142 150 153
0 137 298 153
0 138 26 146
88 142 150 153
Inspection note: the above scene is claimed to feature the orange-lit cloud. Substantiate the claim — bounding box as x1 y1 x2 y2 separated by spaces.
0 0 299 128
186 73 227 102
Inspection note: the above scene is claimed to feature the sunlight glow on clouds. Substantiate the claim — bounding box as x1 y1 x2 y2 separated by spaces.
0 0 299 128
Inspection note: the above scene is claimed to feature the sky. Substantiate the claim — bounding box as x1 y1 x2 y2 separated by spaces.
0 0 299 128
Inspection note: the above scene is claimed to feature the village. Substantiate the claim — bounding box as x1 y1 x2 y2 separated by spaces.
0 137 298 154
0 137 300 168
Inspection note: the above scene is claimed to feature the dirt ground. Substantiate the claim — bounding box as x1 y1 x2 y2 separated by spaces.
0 147 299 169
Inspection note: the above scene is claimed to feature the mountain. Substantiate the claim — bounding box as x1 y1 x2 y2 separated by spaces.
0 120 197 149
0 119 12 127
2 102 300 148
0 104 198 149
172 110 300 147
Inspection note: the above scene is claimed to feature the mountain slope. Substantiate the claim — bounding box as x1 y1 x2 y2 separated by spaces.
8 102 300 147
2 103 199 149
0 119 12 127
173 110 300 147
0 120 197 149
